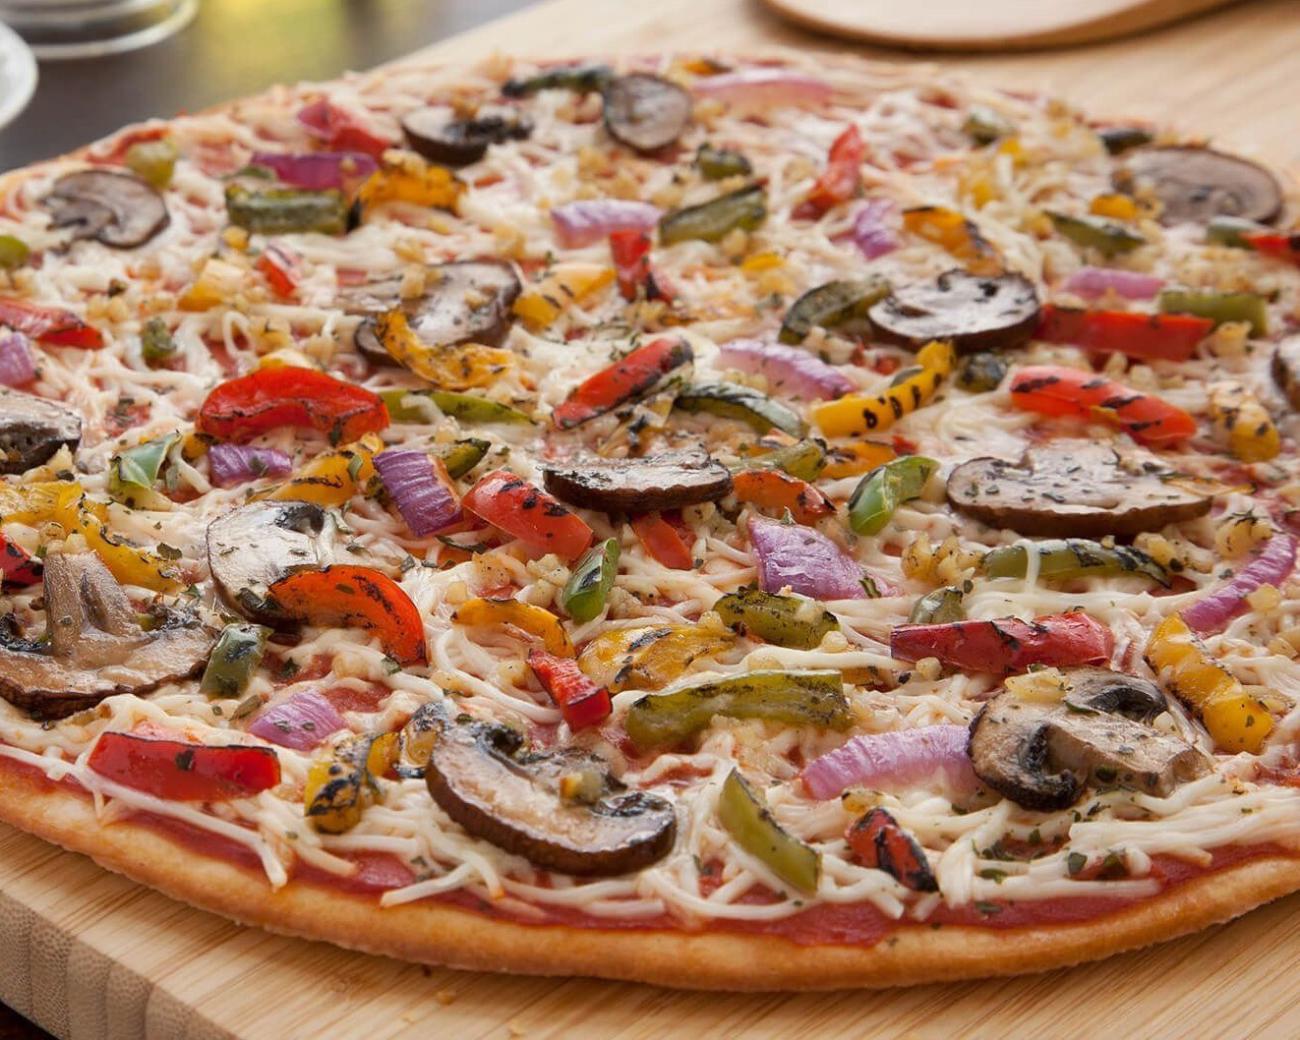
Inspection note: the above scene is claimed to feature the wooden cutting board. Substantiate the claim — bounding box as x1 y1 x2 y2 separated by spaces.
4 1 1300 1037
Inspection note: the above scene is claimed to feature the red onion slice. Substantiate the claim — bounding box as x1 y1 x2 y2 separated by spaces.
249 689 347 750
749 514 889 600
208 444 293 487
250 151 379 192
0 331 36 387
551 199 661 249
1058 267 1164 301
802 724 977 800
1182 531 1297 635
851 199 899 260
692 68 832 108
374 449 462 537
716 338 853 400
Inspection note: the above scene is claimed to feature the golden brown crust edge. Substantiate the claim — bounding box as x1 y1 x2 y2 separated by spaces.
3 763 1299 990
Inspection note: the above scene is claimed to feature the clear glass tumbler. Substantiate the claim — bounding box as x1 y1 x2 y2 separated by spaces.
0 0 198 60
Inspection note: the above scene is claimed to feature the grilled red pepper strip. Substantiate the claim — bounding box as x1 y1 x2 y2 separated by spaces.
462 469 594 560
1010 365 1197 446
196 367 389 446
846 808 937 892
1243 231 1300 265
266 565 427 665
609 230 673 302
256 243 303 298
527 648 612 730
0 533 40 586
88 731 281 801
1036 305 1212 363
630 511 693 569
800 125 863 217
0 298 103 349
731 468 834 525
891 612 1113 675
297 99 393 159
552 335 692 429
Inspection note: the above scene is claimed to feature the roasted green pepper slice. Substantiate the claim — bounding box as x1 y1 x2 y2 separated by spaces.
225 184 349 236
674 383 806 437
108 432 180 508
502 63 612 97
778 276 890 345
200 623 270 698
1158 288 1268 337
714 588 838 650
739 438 827 482
1205 216 1269 249
981 538 1169 586
964 106 1016 145
436 438 490 479
955 352 1007 393
718 768 820 894
696 143 752 180
381 388 533 425
847 456 939 537
0 235 30 270
659 184 766 245
908 585 965 624
140 317 178 366
562 537 620 623
1097 126 1154 154
625 669 849 750
1048 212 1145 256
125 138 178 190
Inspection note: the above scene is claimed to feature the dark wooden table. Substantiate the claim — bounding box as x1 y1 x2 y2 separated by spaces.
1 5 541 1040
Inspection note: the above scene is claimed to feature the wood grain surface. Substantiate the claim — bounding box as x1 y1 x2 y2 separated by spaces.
4 0 1300 1037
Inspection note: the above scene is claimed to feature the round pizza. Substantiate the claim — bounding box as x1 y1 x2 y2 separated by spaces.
0 48 1297 990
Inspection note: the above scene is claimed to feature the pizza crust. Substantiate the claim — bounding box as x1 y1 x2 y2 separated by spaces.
3 760 1298 990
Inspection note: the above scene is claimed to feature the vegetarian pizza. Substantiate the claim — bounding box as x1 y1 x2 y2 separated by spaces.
0 48 1298 990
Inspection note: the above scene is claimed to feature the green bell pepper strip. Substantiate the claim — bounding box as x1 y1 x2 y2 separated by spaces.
625 669 850 750
140 317 177 366
718 768 821 894
659 184 766 245
502 63 612 97
381 389 533 425
847 456 939 537
561 538 620 623
674 383 806 437
1157 288 1268 338
738 438 827 482
108 432 181 508
908 585 965 624
1205 216 1270 249
125 138 178 190
714 588 839 650
981 539 1169 587
1098 126 1154 154
0 235 30 270
225 185 349 236
778 276 890 345
1048 212 1145 256
955 352 1007 393
696 144 752 181
963 106 1016 145
200 623 270 698
435 438 490 480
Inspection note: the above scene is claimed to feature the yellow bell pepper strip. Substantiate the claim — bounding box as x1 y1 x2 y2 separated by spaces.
1144 614 1273 754
718 768 820 894
304 736 381 834
1211 381 1280 462
901 206 1000 276
821 441 895 479
513 263 615 330
625 669 850 750
577 623 734 692
811 340 955 438
454 597 574 657
369 310 514 391
254 433 381 507
1089 193 1139 221
354 152 463 213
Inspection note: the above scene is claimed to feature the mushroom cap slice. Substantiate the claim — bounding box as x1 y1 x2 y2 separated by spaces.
968 668 1210 811
426 722 677 876
602 74 692 153
0 552 215 720
541 448 733 514
352 260 522 361
868 270 1041 354
946 440 1212 538
1115 147 1283 226
1273 335 1300 411
44 170 170 248
206 501 338 624
0 387 81 474
401 107 532 167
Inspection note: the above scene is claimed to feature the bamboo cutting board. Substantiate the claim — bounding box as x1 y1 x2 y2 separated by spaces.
5 0 1300 1036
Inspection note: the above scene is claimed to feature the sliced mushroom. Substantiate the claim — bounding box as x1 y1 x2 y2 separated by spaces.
0 552 215 720
541 449 733 513
0 387 81 474
44 170 169 248
1273 335 1300 410
947 440 1212 538
602 74 692 153
426 720 676 876
868 270 1041 354
352 260 521 362
968 668 1209 811
402 107 533 167
206 501 338 624
1114 147 1283 226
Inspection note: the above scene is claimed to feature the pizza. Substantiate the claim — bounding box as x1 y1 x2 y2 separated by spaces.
0 47 1297 991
